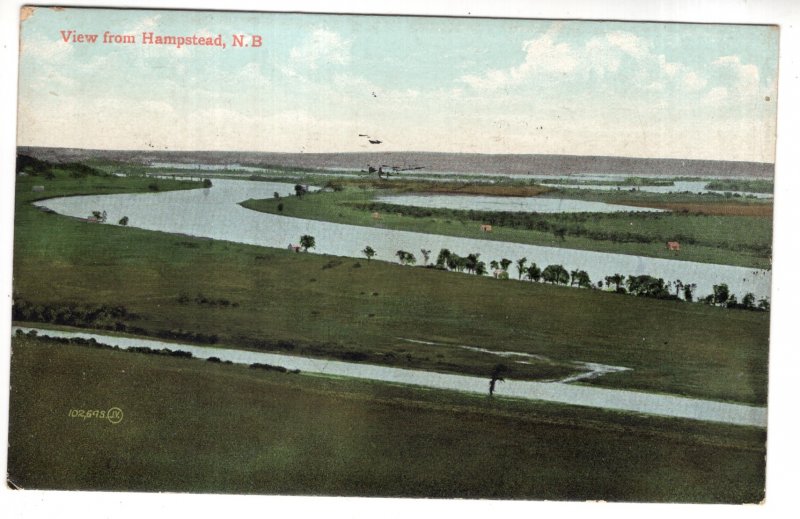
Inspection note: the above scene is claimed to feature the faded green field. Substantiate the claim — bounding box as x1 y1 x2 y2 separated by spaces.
241 185 772 268
7 335 766 502
12 173 769 405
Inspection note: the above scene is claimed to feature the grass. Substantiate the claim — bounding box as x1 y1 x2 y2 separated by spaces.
12 173 769 405
241 186 773 268
6 335 766 502
541 186 773 216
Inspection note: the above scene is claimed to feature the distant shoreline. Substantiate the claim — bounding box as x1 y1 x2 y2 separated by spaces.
17 146 774 178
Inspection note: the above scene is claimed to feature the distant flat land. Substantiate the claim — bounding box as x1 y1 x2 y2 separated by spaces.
18 146 774 178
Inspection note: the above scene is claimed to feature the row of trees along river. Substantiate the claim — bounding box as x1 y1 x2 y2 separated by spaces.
294 235 769 311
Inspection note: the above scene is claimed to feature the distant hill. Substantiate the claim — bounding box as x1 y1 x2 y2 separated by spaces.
17 147 774 178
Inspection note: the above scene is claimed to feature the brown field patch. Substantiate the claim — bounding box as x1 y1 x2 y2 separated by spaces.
623 201 773 217
342 179 552 197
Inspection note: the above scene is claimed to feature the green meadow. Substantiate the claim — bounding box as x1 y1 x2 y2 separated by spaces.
8 163 770 500
13 171 769 404
7 335 766 502
242 184 772 269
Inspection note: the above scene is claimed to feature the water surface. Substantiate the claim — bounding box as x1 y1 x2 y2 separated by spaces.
14 327 767 428
34 179 772 300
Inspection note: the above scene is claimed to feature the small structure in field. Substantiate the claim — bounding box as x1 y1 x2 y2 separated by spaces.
480 224 493 232
32 185 44 192
371 212 381 220
666 241 681 251
288 244 302 253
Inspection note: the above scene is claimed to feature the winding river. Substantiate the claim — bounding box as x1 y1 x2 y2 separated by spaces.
14 327 767 428
34 179 771 300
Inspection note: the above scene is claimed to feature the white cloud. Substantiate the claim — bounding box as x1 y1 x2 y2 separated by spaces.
289 28 351 69
605 31 649 58
712 55 761 97
460 24 576 89
21 35 73 63
704 86 729 104
681 71 707 92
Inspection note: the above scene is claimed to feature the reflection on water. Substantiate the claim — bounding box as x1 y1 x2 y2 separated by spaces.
34 179 771 300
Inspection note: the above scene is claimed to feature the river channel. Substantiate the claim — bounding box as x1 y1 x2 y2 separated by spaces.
13 327 767 428
34 179 771 300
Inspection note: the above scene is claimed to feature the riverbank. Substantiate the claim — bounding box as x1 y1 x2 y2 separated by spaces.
7 333 766 501
13 173 769 404
13 326 766 426
241 185 772 269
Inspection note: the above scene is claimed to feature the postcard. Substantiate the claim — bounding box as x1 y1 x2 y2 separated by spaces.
6 4 779 504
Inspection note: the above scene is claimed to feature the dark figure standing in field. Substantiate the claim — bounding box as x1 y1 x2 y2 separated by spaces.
489 363 507 397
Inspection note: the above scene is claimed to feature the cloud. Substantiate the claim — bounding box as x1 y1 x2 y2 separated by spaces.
712 55 760 96
460 24 576 89
289 28 351 69
459 26 755 102
21 35 73 63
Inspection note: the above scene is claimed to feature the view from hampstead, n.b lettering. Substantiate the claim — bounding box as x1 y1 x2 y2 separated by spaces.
9 6 776 502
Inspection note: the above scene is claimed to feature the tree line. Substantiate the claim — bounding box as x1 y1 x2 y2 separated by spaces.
352 245 770 311
291 235 769 311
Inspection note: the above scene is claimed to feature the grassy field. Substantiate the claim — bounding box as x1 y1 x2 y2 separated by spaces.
241 185 773 268
12 172 769 405
6 335 766 501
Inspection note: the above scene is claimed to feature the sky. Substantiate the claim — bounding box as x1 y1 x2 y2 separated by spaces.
17 7 779 162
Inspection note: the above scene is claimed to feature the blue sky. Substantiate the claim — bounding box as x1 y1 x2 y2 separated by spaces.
17 7 779 161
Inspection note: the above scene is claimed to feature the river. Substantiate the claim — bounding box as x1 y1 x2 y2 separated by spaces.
13 327 767 428
33 179 771 300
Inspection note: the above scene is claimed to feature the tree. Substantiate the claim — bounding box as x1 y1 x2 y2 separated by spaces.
757 298 770 311
420 249 431 266
362 246 376 261
202 178 213 188
515 257 527 280
489 260 499 271
273 191 280 199
525 263 542 283
500 258 512 272
299 234 315 251
572 270 592 288
475 261 487 276
673 279 684 298
395 250 416 266
542 264 569 285
626 275 670 299
436 249 452 269
604 274 625 291
465 253 481 274
742 292 756 310
712 283 730 306
683 283 697 302
569 269 580 287
118 216 129 226
294 184 307 198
